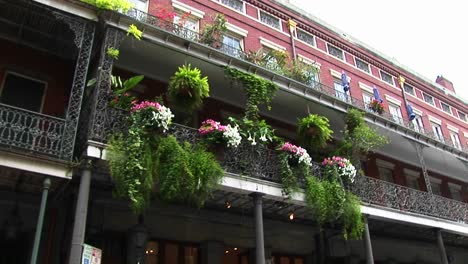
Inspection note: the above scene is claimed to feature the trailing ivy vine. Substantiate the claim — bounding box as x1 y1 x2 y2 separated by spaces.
225 67 278 121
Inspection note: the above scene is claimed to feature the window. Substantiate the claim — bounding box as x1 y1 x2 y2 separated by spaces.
379 167 394 183
221 33 243 58
449 183 462 201
327 44 344 60
221 0 244 12
128 0 147 11
362 91 373 111
430 179 442 196
450 131 462 150
440 102 452 114
411 114 424 133
380 70 394 85
431 122 444 142
423 93 434 105
173 14 199 40
0 71 46 112
404 169 420 190
145 241 198 264
333 77 348 102
403 83 415 96
259 11 281 30
296 30 315 46
355 58 370 73
458 111 467 122
388 104 403 124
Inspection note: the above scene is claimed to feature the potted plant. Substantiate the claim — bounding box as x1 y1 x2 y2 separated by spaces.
168 64 210 111
297 114 333 148
198 119 242 148
322 156 357 186
369 99 385 114
200 14 227 48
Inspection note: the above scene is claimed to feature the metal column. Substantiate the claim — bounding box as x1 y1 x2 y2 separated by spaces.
30 177 51 264
68 164 92 264
251 192 265 264
436 229 449 264
363 216 374 264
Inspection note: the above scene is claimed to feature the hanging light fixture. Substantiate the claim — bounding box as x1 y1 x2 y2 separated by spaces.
288 212 294 220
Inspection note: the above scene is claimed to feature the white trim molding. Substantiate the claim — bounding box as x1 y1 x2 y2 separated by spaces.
0 152 71 179
297 54 321 68
448 182 462 191
172 0 205 18
411 106 423 116
403 168 420 178
429 176 442 184
428 115 442 125
464 132 468 138
385 94 402 106
226 23 248 37
358 82 374 94
259 37 286 51
329 69 342 79
447 124 459 133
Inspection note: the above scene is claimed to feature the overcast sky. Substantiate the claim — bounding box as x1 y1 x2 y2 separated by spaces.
290 0 467 101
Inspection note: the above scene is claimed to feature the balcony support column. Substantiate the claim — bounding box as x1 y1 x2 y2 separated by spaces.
53 15 95 160
88 27 125 142
410 142 433 194
29 177 51 264
436 229 449 264
250 192 265 264
68 161 93 264
363 216 374 264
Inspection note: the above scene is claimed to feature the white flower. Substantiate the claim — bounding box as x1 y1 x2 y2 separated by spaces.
259 133 267 142
149 105 174 132
222 125 242 148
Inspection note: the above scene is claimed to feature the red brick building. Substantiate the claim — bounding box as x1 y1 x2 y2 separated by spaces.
0 0 467 263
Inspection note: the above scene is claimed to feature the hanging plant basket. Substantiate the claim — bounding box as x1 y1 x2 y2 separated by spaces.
297 114 333 149
168 64 210 111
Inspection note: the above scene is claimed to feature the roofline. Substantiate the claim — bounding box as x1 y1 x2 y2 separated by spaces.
270 0 468 107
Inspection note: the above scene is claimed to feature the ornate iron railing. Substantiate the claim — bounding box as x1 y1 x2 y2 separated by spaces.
0 103 66 157
102 110 468 223
351 175 468 223
120 8 467 154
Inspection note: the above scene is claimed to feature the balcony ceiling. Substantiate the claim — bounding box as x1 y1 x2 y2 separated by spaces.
116 37 468 182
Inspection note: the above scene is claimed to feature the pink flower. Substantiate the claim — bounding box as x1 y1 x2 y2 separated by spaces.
131 101 161 112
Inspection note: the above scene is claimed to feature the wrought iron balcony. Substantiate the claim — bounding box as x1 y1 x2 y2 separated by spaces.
118 8 467 154
0 103 66 158
103 110 468 224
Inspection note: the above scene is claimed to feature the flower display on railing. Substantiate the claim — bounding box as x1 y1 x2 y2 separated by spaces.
369 99 385 114
198 119 241 148
131 101 173 132
322 156 357 184
279 142 312 167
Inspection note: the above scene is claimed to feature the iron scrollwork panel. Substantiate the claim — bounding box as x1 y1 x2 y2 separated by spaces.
0 104 65 157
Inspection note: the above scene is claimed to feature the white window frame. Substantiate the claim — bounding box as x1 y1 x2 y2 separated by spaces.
423 93 435 106
0 71 47 113
379 70 395 86
258 10 282 31
403 83 415 96
429 176 442 196
354 57 370 73
430 120 444 142
296 29 316 47
411 108 424 133
376 159 395 183
219 0 245 13
458 111 467 122
172 0 205 19
440 101 452 115
127 0 148 12
297 54 321 84
326 43 344 60
448 128 462 150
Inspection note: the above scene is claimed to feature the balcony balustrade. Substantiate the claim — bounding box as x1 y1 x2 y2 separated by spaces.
0 103 66 158
103 107 468 224
119 8 467 153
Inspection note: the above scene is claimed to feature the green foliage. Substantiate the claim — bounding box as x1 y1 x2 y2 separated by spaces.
278 152 304 198
81 0 133 12
107 106 223 212
106 47 120 60
200 14 228 48
107 128 155 212
345 109 364 134
305 175 363 239
338 109 389 166
127 24 143 40
297 114 333 148
109 75 144 110
228 117 278 146
168 64 210 111
283 60 320 84
342 192 364 240
225 67 278 121
243 48 288 74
